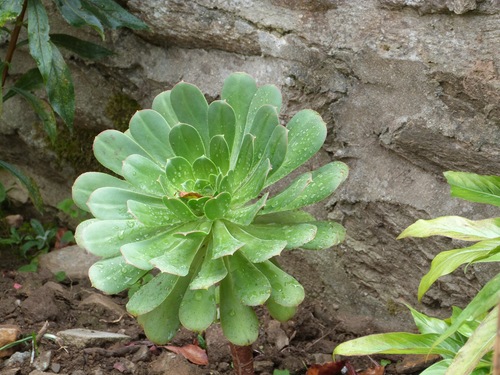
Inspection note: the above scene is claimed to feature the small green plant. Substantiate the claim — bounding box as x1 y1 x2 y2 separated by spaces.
0 0 148 142
334 171 500 375
73 72 348 374
0 160 43 211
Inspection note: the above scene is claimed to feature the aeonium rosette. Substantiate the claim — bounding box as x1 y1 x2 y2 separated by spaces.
72 72 348 346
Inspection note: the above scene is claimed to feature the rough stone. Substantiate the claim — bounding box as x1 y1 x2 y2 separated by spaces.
149 351 204 375
57 329 131 349
38 245 99 281
33 350 52 371
2 351 30 368
266 320 289 351
79 293 127 320
0 325 20 358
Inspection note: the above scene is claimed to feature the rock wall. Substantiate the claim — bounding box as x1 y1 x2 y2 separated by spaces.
1 0 499 333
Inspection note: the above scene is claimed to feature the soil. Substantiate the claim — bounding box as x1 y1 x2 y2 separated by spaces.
0 247 430 375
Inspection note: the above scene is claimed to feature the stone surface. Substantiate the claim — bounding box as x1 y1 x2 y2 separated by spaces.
57 329 131 349
0 325 20 358
149 351 204 375
1 0 499 333
79 293 127 320
33 350 52 372
38 245 99 280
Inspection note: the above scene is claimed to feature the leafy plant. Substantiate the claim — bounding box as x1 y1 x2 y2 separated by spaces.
334 171 500 375
0 0 148 142
72 72 348 374
0 160 43 211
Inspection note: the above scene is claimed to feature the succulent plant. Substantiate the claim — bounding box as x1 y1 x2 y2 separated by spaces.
72 72 348 346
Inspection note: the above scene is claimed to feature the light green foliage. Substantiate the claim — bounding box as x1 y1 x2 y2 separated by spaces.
334 171 500 375
73 72 348 346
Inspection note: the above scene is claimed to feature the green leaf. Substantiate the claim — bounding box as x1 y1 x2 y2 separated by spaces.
254 210 315 224
0 160 43 212
225 194 268 226
209 135 230 175
211 220 244 258
89 256 147 294
76 218 159 258
301 221 346 250
418 238 500 299
232 133 255 184
137 275 191 345
255 260 305 307
50 33 112 59
248 105 280 161
151 90 178 127
192 156 217 181
398 216 500 241
0 0 23 26
87 187 163 220
233 158 271 204
242 223 317 250
162 197 198 221
127 200 181 227
46 42 75 128
407 305 450 335
169 124 205 163
227 222 286 263
189 241 228 289
245 84 282 134
53 0 104 38
228 251 271 306
221 73 258 163
263 162 349 214
27 0 51 81
445 307 497 375
82 0 148 30
170 82 209 148
0 181 5 203
264 124 288 175
333 332 457 357
121 154 165 196
179 286 217 332
119 226 185 270
444 171 500 207
204 192 231 220
127 272 180 315
266 109 327 186
3 68 43 102
11 87 56 143
165 156 194 191
420 360 452 375
434 273 500 347
208 100 236 152
266 297 298 322
93 129 149 175
129 109 174 165
219 273 259 346
72 171 131 211
149 235 205 276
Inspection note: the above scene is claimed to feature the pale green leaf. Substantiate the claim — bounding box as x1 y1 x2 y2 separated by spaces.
129 109 174 165
398 216 500 241
72 172 131 212
149 235 204 276
264 125 287 175
245 84 282 133
53 0 104 38
254 210 315 224
242 223 317 249
89 256 147 294
189 242 227 289
418 238 500 299
204 192 231 220
232 158 271 205
76 218 159 258
301 221 346 250
227 222 286 263
179 286 217 332
444 308 497 375
165 156 194 191
232 133 255 184
211 220 244 259
192 156 217 181
248 105 280 162
93 130 149 175
127 200 181 227
87 187 162 219
224 194 268 226
208 100 236 152
137 276 191 345
420 360 451 375
122 154 165 196
266 297 298 322
228 251 271 306
255 260 305 307
444 171 500 207
127 272 180 315
266 109 327 186
219 274 259 346
151 90 178 127
221 72 258 164
162 197 198 221
0 0 23 26
169 124 205 164
170 82 209 149
209 135 230 175
83 0 148 30
407 305 450 335
333 332 457 357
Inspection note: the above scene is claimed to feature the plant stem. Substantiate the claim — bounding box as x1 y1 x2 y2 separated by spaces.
2 0 28 88
229 343 254 375
493 303 500 375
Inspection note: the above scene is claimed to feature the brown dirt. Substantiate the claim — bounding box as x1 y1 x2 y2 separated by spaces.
0 247 426 375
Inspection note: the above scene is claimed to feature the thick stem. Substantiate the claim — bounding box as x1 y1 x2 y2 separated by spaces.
229 342 254 375
2 0 28 88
